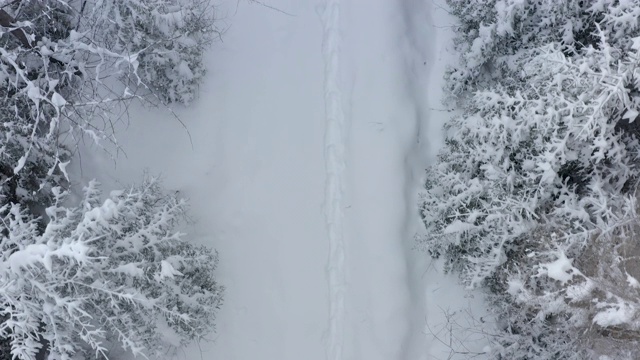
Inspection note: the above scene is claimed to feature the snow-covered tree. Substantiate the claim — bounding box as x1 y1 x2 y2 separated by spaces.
80 0 218 104
0 1 222 358
0 179 223 359
423 40 640 283
0 0 218 202
422 1 640 358
445 0 640 97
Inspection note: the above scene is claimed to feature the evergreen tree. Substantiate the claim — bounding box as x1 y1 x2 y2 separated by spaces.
422 1 640 358
0 0 222 358
0 180 223 359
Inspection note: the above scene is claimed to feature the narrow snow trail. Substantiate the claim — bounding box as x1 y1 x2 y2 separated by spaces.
337 0 434 358
321 1 347 359
71 1 472 359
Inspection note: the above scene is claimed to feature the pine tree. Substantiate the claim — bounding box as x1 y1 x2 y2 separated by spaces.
422 1 640 358
0 179 223 359
0 1 223 358
79 0 218 104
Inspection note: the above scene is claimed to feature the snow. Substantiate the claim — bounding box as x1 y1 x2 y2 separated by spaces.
321 1 347 359
158 260 183 281
84 198 118 222
623 109 639 121
176 61 194 80
507 278 525 297
593 300 636 327
110 263 144 278
627 273 640 288
73 0 485 359
7 243 49 272
26 83 41 104
566 279 594 302
7 242 89 273
58 160 71 182
538 250 578 284
13 153 28 174
51 92 67 107
444 220 477 234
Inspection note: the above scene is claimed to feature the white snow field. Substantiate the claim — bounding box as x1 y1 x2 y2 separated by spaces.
74 0 488 359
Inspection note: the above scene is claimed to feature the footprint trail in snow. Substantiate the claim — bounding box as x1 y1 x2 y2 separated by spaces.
321 1 347 359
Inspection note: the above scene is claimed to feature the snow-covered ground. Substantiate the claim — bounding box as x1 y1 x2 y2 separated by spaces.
73 0 488 359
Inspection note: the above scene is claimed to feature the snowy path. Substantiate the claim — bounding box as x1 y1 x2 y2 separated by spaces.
338 0 435 358
73 1 465 359
321 1 347 359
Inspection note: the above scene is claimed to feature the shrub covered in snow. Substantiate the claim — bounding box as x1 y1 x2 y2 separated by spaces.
0 179 223 359
421 1 640 358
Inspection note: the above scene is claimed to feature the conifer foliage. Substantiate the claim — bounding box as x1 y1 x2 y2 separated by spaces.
0 0 222 358
421 1 640 358
1 180 222 359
